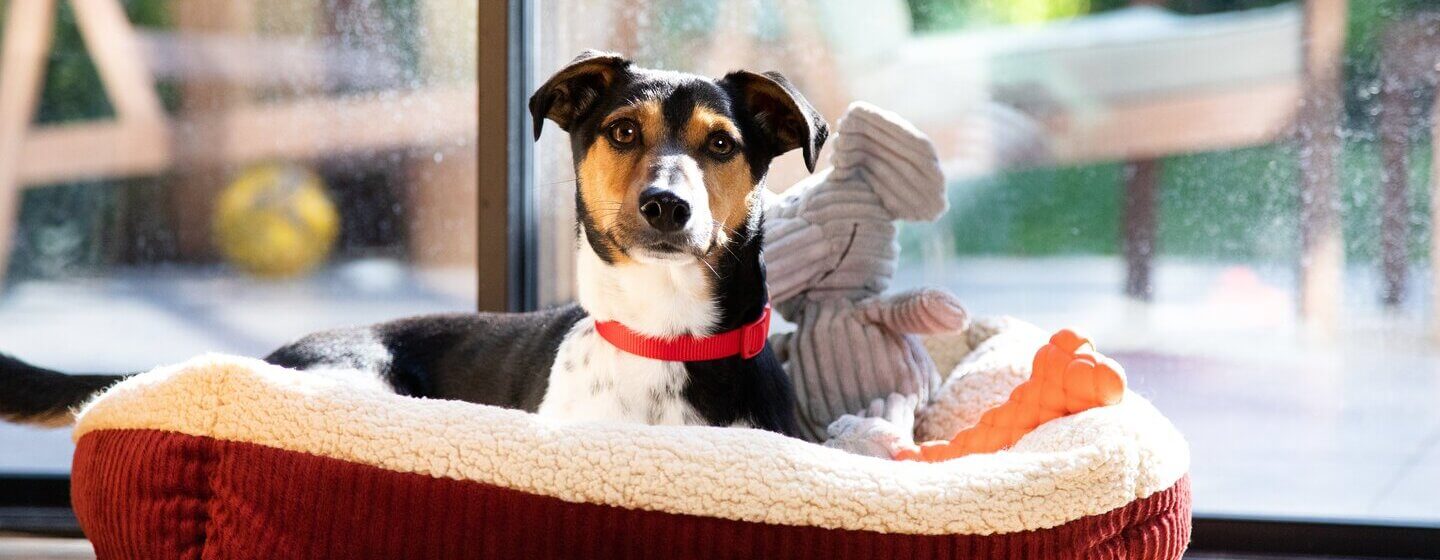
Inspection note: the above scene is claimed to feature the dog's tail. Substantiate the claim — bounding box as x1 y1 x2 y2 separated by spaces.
0 354 131 427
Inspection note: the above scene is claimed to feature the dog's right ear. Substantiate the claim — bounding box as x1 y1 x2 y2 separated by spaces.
529 50 630 140
719 70 828 172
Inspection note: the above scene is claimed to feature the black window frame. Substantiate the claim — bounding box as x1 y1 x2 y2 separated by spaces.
0 474 80 536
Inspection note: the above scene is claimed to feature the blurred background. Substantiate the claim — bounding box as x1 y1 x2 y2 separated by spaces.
0 0 478 475
529 0 1440 524
2 0 1439 527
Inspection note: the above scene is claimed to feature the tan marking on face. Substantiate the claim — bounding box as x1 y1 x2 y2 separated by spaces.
577 101 664 263
683 107 754 244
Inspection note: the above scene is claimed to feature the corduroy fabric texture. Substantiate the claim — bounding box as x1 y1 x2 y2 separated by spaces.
764 102 969 442
73 428 1192 559
71 354 1190 536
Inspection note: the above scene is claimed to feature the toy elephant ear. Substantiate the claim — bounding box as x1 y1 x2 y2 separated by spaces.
830 102 948 222
720 70 829 172
528 50 630 140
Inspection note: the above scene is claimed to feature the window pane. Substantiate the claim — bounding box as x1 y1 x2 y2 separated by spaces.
532 0 1440 522
0 0 478 474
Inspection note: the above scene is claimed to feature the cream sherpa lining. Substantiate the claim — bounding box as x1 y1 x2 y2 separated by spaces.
73 355 1188 536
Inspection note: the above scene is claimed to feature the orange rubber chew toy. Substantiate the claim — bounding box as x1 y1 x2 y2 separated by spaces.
895 329 1126 462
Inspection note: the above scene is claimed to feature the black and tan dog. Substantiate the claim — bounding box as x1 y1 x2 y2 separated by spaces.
1 51 827 437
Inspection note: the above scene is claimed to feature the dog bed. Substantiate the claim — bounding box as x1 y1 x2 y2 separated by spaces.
70 351 1191 559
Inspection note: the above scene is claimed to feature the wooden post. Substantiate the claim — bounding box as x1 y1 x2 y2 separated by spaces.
476 0 512 311
409 0 479 281
1296 0 1348 331
1119 0 1164 303
169 2 253 261
0 0 58 282
608 0 644 59
1377 34 1411 308
1430 77 1440 340
1123 159 1161 301
71 0 165 126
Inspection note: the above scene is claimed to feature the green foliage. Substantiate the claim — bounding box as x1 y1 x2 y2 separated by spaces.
11 182 118 279
352 0 423 91
1158 144 1299 261
914 163 1124 255
907 0 1128 32
1347 0 1430 67
1334 139 1434 262
30 0 169 123
904 139 1435 264
1343 0 1433 130
34 2 109 123
7 0 168 280
898 0 1440 265
1165 0 1289 15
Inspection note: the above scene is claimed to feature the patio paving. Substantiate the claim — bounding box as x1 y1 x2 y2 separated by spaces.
896 256 1440 523
0 260 476 475
2 256 1438 523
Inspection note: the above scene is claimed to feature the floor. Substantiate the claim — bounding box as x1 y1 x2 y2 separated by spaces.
0 536 1389 559
0 536 95 560
3 256 1439 524
0 260 477 474
901 256 1440 522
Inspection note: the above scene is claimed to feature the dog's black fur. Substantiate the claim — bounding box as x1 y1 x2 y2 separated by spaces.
0 52 822 437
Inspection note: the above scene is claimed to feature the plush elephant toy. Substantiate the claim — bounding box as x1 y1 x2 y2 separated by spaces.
764 102 969 442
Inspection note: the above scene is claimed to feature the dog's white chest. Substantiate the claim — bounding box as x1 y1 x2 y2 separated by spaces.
538 319 702 425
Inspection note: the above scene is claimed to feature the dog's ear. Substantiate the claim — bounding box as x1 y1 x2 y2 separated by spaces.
529 50 630 140
720 70 829 172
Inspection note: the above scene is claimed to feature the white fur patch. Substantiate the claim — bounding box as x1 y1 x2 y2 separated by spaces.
538 319 702 426
536 236 717 426
574 232 718 337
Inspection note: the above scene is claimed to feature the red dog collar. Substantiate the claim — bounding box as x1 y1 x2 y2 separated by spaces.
594 305 772 361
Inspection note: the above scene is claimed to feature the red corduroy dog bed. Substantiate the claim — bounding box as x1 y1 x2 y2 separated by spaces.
70 355 1191 559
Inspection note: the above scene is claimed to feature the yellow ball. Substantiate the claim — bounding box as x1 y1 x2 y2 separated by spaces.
214 164 340 278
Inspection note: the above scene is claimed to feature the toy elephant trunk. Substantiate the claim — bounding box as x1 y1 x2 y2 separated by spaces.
772 288 968 441
773 300 933 441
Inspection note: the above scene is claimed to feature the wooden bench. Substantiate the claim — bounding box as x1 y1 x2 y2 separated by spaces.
0 0 478 282
803 0 1348 328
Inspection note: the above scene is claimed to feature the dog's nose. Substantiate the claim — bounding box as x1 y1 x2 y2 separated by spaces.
638 189 691 233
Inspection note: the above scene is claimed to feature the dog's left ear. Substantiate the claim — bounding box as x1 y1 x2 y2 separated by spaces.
720 70 829 172
529 50 630 140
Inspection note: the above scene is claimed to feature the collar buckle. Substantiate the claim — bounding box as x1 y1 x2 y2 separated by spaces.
738 304 771 359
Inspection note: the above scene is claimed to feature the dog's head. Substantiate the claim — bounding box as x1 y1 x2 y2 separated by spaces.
530 51 827 265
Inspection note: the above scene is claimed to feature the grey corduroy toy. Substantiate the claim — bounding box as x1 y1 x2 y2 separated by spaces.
764 102 969 442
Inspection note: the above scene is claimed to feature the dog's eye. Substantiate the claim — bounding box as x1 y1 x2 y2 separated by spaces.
608 119 639 146
706 132 735 157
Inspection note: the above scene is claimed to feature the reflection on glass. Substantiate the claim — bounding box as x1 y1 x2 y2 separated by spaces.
0 1 478 474
533 0 1440 522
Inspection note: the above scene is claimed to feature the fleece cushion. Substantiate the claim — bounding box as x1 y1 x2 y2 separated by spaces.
70 355 1191 559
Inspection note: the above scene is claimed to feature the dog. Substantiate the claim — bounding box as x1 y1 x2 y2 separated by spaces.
0 51 828 437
